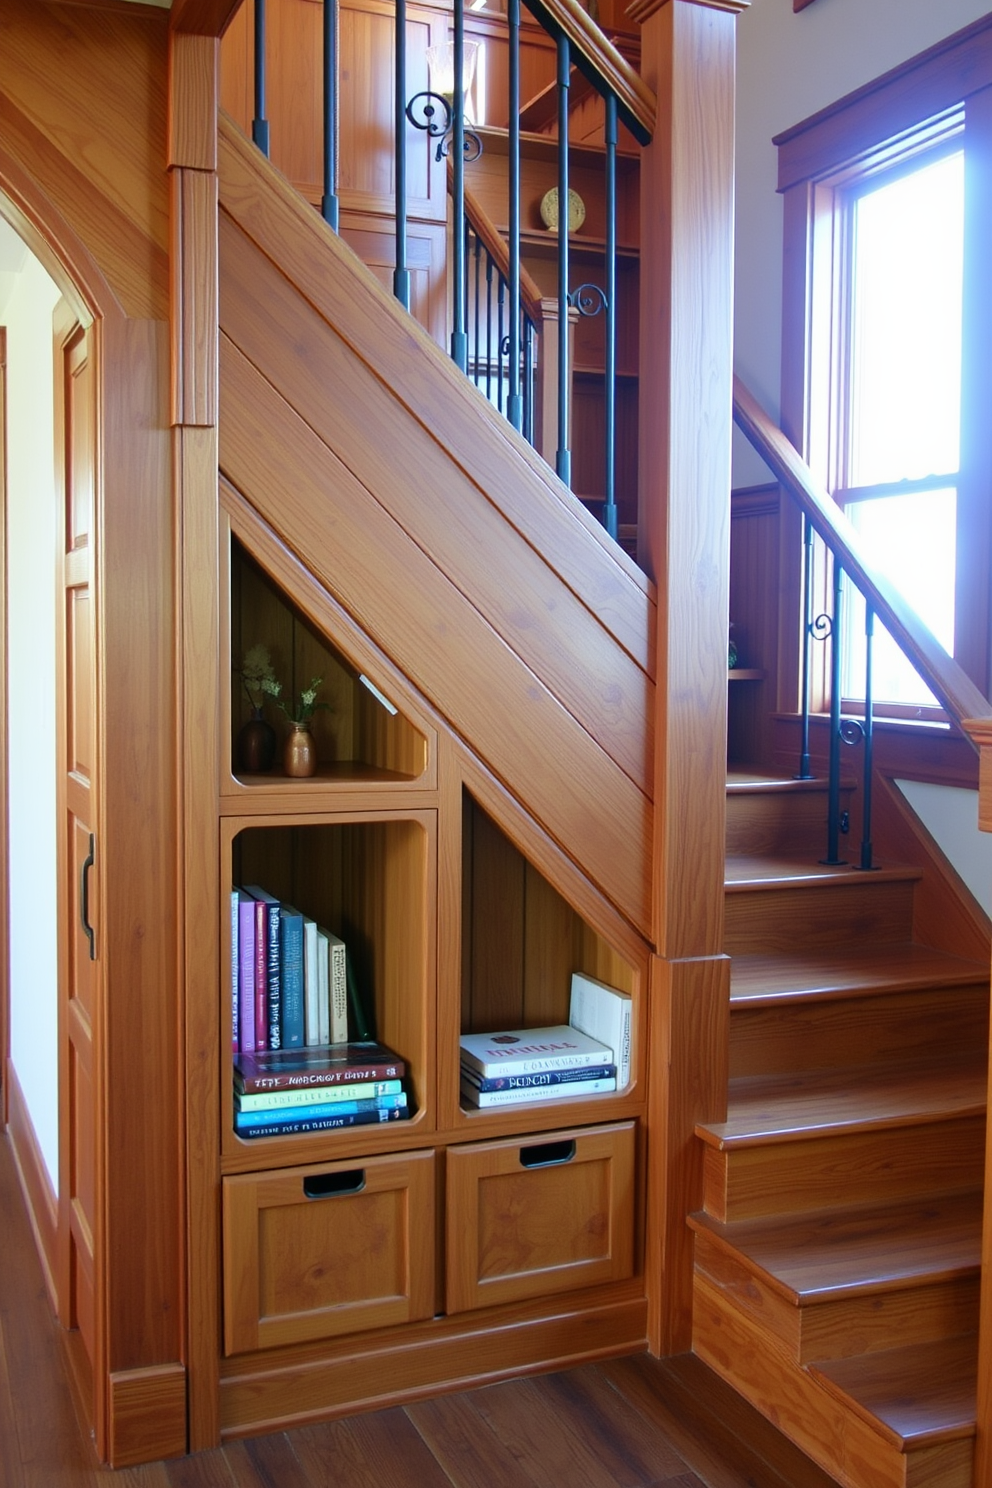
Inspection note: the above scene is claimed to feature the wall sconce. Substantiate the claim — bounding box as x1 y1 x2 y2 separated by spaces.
406 40 483 162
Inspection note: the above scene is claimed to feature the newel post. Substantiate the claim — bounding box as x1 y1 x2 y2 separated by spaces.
627 0 749 1355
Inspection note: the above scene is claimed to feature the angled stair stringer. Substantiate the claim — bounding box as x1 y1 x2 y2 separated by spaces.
217 114 655 938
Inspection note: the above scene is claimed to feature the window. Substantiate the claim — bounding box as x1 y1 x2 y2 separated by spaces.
776 16 992 716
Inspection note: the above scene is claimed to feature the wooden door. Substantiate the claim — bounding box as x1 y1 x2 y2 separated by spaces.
54 303 102 1423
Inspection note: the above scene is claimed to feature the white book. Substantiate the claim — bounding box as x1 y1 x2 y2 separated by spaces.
459 1024 612 1078
303 918 320 1046
568 973 632 1089
460 1075 617 1107
324 929 348 1043
315 929 331 1046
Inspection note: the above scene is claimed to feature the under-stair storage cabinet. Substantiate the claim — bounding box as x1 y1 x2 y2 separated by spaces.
213 531 650 1437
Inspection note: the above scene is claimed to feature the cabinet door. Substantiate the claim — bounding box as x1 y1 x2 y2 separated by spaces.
445 1121 635 1314
223 1149 435 1354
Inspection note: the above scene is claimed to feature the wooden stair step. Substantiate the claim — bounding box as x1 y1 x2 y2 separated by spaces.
726 773 856 857
808 1334 977 1450
703 1055 987 1146
689 1193 981 1364
724 862 921 956
692 1272 976 1488
725 855 920 890
730 943 989 1008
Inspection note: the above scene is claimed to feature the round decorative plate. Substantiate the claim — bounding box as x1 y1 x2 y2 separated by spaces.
539 187 586 233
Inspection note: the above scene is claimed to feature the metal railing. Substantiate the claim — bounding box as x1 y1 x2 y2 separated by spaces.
733 375 992 868
247 0 653 541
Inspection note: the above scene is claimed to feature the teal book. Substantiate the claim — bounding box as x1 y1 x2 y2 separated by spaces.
279 904 305 1049
234 1091 407 1129
234 1105 410 1140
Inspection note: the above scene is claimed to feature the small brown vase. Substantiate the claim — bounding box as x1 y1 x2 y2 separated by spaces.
284 724 317 778
236 708 277 773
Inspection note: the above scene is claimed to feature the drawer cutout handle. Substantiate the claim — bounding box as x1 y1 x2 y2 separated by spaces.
519 1139 576 1170
303 1169 366 1199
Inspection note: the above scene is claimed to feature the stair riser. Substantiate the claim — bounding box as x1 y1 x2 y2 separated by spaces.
726 788 852 858
725 880 916 956
703 1117 986 1223
729 987 989 1079
693 1230 980 1365
692 1273 974 1488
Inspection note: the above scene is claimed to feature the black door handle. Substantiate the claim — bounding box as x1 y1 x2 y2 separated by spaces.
81 833 95 961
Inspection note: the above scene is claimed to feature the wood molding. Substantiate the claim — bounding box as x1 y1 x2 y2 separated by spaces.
169 31 219 171
775 12 992 190
171 167 218 426
107 1363 187 1467
5 1063 59 1314
171 0 246 35
628 0 749 22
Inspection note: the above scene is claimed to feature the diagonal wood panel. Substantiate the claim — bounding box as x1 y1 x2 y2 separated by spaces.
219 210 653 794
217 115 654 675
219 337 652 934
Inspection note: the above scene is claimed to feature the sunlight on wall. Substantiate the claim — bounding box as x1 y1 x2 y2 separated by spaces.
896 779 992 915
4 236 62 1194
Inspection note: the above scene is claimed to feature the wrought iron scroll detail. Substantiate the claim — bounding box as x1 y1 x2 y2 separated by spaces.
405 93 482 163
568 283 608 317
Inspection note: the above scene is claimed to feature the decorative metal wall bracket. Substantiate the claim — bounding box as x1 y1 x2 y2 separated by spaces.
405 92 482 163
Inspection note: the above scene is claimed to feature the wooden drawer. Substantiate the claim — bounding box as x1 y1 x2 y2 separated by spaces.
222 1149 435 1355
445 1121 635 1314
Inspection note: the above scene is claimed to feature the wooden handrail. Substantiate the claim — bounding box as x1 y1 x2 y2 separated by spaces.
460 177 546 326
522 0 656 145
732 374 992 735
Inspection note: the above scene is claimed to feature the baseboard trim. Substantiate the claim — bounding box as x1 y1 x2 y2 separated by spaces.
108 1362 187 1467
5 1060 58 1312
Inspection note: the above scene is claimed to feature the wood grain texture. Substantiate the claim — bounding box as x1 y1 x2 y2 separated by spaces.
646 952 729 1354
0 0 169 320
637 0 736 959
168 32 218 170
218 336 653 934
218 214 652 792
172 168 218 427
171 0 246 38
108 1365 187 1468
217 118 653 648
5 1063 59 1313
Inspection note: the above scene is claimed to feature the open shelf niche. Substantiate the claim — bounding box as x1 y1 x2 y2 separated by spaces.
460 790 636 1106
229 538 428 786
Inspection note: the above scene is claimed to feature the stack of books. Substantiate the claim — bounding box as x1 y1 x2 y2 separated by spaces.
459 974 632 1109
233 1041 412 1139
230 884 373 1056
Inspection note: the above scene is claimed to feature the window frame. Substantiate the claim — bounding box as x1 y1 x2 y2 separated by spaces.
776 15 992 716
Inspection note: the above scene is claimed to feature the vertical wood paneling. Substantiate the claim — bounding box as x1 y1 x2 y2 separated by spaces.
171 167 219 427
169 32 219 170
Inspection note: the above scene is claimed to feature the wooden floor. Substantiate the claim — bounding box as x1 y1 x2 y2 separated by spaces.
0 1130 839 1488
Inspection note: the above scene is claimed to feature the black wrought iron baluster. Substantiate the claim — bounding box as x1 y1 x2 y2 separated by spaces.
485 255 494 403
322 0 339 229
450 0 468 371
394 0 410 308
796 514 814 781
524 318 535 445
859 604 876 870
252 0 270 154
497 275 507 415
823 559 844 866
473 230 481 392
507 0 522 432
555 32 571 488
603 93 618 538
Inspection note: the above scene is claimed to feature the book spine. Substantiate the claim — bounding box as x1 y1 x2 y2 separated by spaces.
235 1105 409 1140
235 1060 406 1093
461 1063 616 1092
280 909 305 1049
237 898 256 1054
236 1078 404 1112
460 1076 617 1106
265 901 281 1051
304 920 320 1047
460 1049 607 1078
253 900 268 1051
235 1092 407 1127
329 938 348 1044
230 890 239 1054
316 934 330 1046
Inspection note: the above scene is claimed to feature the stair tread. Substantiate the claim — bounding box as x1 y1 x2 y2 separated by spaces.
698 1055 987 1146
730 943 989 1006
808 1334 977 1448
725 853 921 890
689 1191 982 1303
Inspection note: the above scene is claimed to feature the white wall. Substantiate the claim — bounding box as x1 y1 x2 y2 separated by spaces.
895 780 992 915
733 0 992 486
4 236 62 1193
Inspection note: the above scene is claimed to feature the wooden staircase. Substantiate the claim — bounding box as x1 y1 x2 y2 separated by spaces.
691 772 989 1488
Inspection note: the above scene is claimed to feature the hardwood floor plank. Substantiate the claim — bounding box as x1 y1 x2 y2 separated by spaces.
222 1436 315 1488
0 1316 25 1488
534 1367 689 1484
163 1451 238 1487
405 1390 540 1488
292 1408 456 1488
